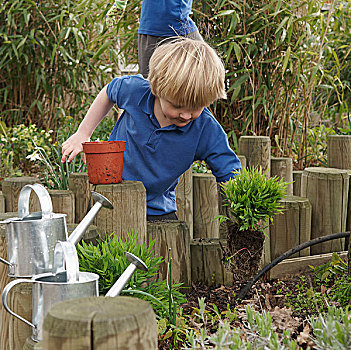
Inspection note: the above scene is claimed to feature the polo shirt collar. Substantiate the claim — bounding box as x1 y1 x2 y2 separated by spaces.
137 87 194 133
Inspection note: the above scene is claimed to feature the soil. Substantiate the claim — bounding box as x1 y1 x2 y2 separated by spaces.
225 223 265 281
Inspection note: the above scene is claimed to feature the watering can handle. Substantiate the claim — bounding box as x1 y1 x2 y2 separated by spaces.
53 241 79 282
18 184 53 219
1 279 35 329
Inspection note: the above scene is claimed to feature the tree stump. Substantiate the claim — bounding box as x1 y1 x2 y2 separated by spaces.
0 192 5 213
271 157 293 195
301 167 349 255
238 136 271 176
2 177 40 213
93 181 147 244
48 190 75 224
327 135 351 169
147 221 191 286
42 296 157 350
175 168 193 238
270 196 312 260
293 171 303 197
190 238 233 287
67 224 99 245
68 172 91 224
0 213 33 350
193 173 219 239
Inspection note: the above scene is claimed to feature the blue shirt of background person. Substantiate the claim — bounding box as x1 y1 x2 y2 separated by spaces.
138 0 197 36
107 75 241 216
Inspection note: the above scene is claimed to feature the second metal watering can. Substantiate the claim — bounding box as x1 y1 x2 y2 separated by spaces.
1 249 148 342
0 183 113 277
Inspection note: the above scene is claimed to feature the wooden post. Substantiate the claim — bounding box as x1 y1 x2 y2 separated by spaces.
238 136 271 176
48 190 75 224
93 181 147 244
327 135 351 169
270 196 312 260
175 168 193 238
67 224 99 245
68 172 91 224
190 238 233 287
147 221 191 286
237 155 247 169
301 167 349 255
0 213 33 350
193 173 219 239
2 177 40 213
0 191 5 213
42 296 157 349
271 157 293 195
293 171 303 197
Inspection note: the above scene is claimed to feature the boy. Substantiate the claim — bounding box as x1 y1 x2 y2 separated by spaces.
61 38 241 221
107 0 202 77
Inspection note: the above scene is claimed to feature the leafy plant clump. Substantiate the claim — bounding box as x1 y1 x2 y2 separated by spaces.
219 167 288 232
76 232 187 320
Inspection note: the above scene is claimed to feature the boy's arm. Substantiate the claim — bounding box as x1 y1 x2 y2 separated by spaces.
61 85 114 163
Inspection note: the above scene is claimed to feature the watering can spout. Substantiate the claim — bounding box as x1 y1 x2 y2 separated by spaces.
106 252 148 297
69 192 113 246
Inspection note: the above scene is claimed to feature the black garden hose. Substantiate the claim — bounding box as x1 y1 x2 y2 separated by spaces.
237 231 350 300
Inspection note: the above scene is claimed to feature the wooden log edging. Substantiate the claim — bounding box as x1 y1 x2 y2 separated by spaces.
147 221 191 287
48 190 75 224
193 173 219 239
0 192 5 213
301 167 349 255
293 171 303 197
42 296 157 349
327 135 351 169
270 196 312 260
93 181 147 244
190 238 233 287
68 172 91 224
271 157 293 195
238 136 271 176
2 177 40 213
175 168 193 238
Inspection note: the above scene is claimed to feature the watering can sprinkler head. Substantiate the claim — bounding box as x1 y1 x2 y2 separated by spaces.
105 252 148 297
69 192 113 246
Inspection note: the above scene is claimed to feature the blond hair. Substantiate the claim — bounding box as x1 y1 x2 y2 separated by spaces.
148 37 226 109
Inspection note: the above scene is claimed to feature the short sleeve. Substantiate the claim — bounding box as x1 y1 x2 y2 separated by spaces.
106 77 123 108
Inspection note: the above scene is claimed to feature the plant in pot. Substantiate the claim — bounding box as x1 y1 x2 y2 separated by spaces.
218 167 288 282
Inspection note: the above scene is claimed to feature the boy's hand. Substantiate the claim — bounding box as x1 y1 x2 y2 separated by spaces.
106 0 127 27
61 132 90 163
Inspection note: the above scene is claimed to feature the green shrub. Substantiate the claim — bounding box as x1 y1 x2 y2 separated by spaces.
0 0 121 131
77 232 187 320
218 167 288 232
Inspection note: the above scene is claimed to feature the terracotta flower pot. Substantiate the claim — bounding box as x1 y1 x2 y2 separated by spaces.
82 141 126 185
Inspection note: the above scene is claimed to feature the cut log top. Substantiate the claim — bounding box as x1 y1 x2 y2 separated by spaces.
2 177 40 184
328 135 351 140
303 167 349 178
239 136 270 140
44 296 156 339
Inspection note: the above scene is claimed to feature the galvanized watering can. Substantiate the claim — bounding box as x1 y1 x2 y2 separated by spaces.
2 245 148 342
0 183 112 277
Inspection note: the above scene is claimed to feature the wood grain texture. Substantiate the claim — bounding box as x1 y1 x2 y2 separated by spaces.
238 136 271 176
293 171 303 197
301 167 349 254
48 190 75 224
237 155 247 169
327 135 351 169
147 221 191 286
193 173 219 239
2 177 40 213
42 296 157 350
270 196 312 260
93 181 147 244
0 213 16 350
190 238 233 287
271 157 293 195
0 192 5 213
175 168 193 238
68 172 91 224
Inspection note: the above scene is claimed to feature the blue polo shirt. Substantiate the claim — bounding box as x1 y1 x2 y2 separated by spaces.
138 0 197 36
107 75 241 215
